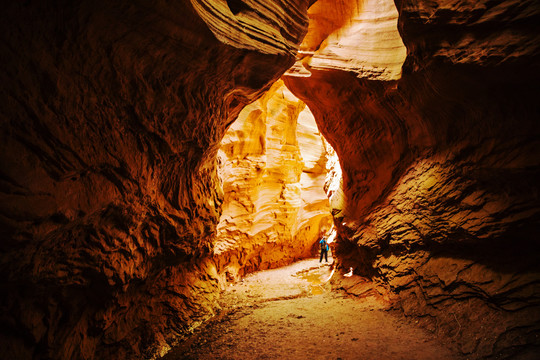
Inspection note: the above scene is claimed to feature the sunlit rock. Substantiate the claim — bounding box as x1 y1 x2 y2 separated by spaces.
215 80 333 280
286 0 406 80
323 138 345 220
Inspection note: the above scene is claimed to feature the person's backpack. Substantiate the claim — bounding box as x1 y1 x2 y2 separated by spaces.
320 238 327 251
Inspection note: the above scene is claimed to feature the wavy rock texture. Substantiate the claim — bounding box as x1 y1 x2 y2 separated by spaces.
191 0 308 55
215 80 333 280
287 0 406 80
0 1 309 359
285 0 540 358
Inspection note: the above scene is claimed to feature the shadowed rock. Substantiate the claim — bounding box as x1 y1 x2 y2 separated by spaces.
0 1 309 358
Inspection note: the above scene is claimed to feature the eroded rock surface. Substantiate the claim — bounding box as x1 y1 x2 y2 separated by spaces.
285 0 540 358
304 0 406 79
0 1 309 359
215 80 333 281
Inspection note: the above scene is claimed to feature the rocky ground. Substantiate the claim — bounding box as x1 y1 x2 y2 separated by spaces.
163 258 465 360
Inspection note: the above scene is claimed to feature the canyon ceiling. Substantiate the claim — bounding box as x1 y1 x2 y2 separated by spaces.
1 0 539 359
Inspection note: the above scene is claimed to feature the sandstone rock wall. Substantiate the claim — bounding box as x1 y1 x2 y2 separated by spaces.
285 0 540 358
2 0 539 358
215 80 333 281
0 1 309 359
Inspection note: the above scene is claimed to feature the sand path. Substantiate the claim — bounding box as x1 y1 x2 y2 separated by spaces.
164 258 464 360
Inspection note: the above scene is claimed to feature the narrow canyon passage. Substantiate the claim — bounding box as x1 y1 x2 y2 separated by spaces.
163 259 463 360
1 1 539 359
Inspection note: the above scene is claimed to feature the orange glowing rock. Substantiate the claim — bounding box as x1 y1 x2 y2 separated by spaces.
214 80 334 280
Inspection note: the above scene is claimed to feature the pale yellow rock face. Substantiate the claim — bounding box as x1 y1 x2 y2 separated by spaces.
215 80 333 279
287 0 407 80
323 140 345 220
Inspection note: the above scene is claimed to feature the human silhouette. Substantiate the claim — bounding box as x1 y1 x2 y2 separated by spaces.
319 236 329 263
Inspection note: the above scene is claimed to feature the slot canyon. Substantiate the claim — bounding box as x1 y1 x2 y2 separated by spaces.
0 0 539 359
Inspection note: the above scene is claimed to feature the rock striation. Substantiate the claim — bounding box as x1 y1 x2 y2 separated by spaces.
191 0 308 55
287 0 406 80
0 1 309 359
285 0 540 358
215 80 333 281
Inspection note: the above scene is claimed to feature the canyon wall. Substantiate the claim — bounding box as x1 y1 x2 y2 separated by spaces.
285 0 540 358
214 80 333 281
1 0 539 358
0 1 309 359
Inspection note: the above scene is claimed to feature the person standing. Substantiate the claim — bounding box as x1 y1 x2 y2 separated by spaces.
319 236 329 263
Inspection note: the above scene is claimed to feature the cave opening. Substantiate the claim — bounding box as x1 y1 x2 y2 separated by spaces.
214 79 341 284
212 0 409 285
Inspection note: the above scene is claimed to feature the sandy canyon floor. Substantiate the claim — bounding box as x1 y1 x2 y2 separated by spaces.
163 258 465 360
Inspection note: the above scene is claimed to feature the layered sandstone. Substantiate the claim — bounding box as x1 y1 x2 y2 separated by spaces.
286 0 406 80
215 80 333 281
285 0 540 358
0 1 309 359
